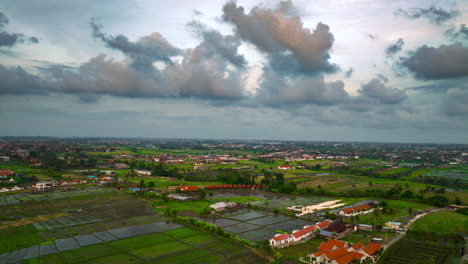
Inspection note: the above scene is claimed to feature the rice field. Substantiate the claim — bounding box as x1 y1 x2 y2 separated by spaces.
0 188 267 264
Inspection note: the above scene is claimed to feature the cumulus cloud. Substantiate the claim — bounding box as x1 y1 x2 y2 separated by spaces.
395 5 459 25
0 12 39 47
445 24 468 41
222 1 337 75
358 79 406 104
385 38 404 57
0 21 247 101
187 20 246 68
398 43 468 80
257 69 349 106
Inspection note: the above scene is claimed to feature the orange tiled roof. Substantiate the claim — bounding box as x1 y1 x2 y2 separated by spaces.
350 251 365 260
324 247 349 261
272 234 289 241
362 243 382 256
328 239 346 248
317 221 330 228
350 242 365 251
318 242 335 252
335 254 354 264
313 250 329 257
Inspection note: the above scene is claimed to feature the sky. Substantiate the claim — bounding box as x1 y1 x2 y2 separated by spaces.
0 0 467 143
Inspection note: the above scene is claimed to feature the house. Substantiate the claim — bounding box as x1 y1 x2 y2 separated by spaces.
115 163 130 169
317 220 331 229
8 178 16 184
0 169 15 177
270 233 291 247
31 181 55 192
360 243 382 258
339 203 374 216
308 239 376 264
10 186 23 191
135 170 151 176
209 202 237 211
177 185 199 192
0 156 10 161
168 194 193 202
0 187 9 192
101 171 116 176
278 165 294 170
384 221 402 230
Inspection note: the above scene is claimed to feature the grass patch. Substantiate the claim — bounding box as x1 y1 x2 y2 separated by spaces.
163 227 200 239
0 224 43 254
130 241 191 259
87 253 142 264
152 200 213 214
108 232 172 250
411 211 468 235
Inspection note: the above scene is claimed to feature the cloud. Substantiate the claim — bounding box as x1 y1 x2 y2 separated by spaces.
0 65 49 94
222 1 337 75
358 79 406 104
443 88 468 117
187 20 247 68
344 68 353 78
0 20 247 101
257 69 349 106
90 20 182 73
395 5 459 25
445 24 468 41
0 12 39 47
398 43 468 80
376 74 388 83
385 38 404 57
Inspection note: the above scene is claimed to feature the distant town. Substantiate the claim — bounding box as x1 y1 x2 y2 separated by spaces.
0 137 466 263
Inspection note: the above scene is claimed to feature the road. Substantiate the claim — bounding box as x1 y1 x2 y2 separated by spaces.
382 207 454 250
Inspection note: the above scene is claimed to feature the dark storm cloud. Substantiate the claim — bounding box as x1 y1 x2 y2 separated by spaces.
445 24 468 41
222 1 337 75
0 12 39 47
395 5 459 25
398 43 468 80
385 38 404 57
344 68 353 78
358 79 406 104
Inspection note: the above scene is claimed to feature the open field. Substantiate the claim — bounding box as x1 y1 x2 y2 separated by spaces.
410 211 468 235
357 200 433 226
15 227 267 264
0 188 267 264
377 234 464 264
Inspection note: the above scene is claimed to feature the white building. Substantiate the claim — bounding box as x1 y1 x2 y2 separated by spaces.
32 181 56 191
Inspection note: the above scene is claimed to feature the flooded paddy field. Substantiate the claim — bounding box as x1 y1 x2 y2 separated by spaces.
0 188 267 264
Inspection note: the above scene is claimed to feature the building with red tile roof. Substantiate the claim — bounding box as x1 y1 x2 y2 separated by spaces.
269 233 291 247
360 242 382 256
324 247 349 261
307 239 375 264
334 253 355 264
317 220 331 229
339 203 374 216
349 242 365 251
